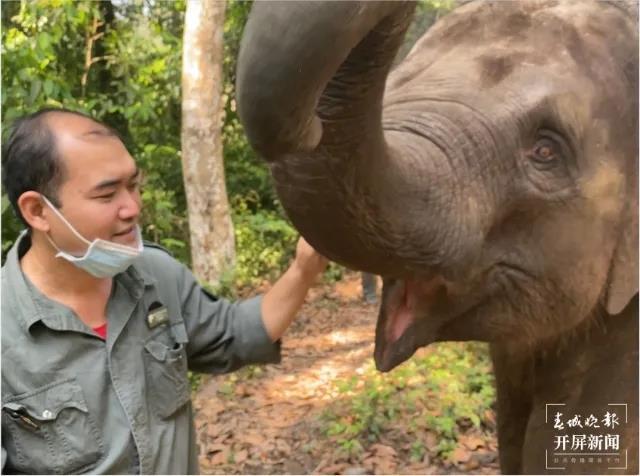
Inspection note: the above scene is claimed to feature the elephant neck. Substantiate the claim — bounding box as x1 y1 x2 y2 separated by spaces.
521 300 639 473
538 299 637 395
492 299 638 473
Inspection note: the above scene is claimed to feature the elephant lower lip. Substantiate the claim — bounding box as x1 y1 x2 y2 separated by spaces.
374 328 429 372
374 276 447 371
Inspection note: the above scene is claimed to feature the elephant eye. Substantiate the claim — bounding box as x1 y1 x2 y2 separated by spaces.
533 139 557 161
520 129 575 195
536 144 553 159
528 137 561 169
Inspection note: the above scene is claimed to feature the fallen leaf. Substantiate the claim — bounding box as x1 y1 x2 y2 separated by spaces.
275 438 292 454
317 463 347 474
376 458 397 475
206 443 229 454
484 409 496 427
450 446 472 464
334 279 362 301
205 424 221 439
425 431 439 451
234 384 252 398
211 434 231 445
239 431 267 447
461 434 485 450
234 449 248 464
369 443 397 458
208 447 230 466
464 459 480 471
198 399 225 419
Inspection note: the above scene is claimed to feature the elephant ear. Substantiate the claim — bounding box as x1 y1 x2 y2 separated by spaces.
605 193 638 315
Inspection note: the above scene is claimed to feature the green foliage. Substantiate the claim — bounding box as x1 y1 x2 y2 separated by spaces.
321 342 495 460
323 263 345 283
326 372 399 457
1 0 190 263
1 0 456 294
0 0 285 279
1 0 101 258
223 198 298 293
221 0 277 212
1 1 98 117
213 364 264 400
396 0 455 63
189 371 203 393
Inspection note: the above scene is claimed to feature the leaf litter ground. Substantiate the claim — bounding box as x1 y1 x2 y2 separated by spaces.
194 272 500 475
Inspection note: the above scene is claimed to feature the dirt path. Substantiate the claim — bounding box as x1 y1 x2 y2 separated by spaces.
193 274 500 474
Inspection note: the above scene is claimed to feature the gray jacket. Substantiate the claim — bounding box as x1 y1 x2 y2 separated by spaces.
1 233 281 474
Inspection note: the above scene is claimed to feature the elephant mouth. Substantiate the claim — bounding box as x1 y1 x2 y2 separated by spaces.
374 276 446 371
374 275 484 372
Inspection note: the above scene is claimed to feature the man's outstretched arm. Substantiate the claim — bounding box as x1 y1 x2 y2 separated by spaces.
261 237 328 342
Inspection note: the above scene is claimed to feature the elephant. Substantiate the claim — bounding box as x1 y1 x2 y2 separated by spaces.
235 1 638 474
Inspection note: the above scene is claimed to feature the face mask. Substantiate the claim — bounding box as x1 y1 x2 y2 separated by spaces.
42 195 143 278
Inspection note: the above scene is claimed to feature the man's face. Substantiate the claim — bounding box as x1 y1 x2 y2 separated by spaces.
45 114 142 255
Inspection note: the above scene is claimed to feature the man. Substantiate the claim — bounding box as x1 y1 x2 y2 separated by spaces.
1 108 328 474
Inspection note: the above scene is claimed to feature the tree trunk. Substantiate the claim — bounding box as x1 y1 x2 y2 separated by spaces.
181 0 235 287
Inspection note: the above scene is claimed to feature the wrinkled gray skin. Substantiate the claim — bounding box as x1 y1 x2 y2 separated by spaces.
236 1 638 473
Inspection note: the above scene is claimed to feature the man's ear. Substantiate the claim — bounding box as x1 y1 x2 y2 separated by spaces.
17 191 51 232
605 194 638 315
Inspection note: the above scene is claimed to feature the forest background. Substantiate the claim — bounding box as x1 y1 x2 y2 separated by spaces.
1 1 498 472
1 0 453 290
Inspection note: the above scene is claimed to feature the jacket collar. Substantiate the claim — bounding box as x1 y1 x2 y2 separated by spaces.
3 230 156 333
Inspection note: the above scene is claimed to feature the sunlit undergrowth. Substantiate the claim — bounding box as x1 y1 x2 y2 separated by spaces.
320 342 496 460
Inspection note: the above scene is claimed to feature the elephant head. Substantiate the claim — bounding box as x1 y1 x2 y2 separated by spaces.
236 1 638 372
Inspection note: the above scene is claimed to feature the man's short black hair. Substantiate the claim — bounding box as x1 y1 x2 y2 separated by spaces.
1 107 118 226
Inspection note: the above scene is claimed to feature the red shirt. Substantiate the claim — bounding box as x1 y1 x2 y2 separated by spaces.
93 323 107 340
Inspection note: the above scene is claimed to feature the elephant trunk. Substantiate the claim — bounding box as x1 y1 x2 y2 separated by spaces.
236 1 460 277
237 1 415 160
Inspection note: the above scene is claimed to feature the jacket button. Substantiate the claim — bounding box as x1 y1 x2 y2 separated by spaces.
42 410 53 419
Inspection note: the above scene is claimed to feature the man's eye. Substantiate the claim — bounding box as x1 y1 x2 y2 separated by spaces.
97 193 116 200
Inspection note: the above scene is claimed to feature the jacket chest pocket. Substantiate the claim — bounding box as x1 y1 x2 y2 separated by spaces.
1 378 103 474
143 325 191 419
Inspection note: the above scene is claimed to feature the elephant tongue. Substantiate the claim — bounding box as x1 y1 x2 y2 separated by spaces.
385 280 416 342
376 276 445 372
385 277 444 343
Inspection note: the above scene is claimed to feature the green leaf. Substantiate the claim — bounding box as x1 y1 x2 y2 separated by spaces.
43 78 54 97
28 79 42 105
37 32 51 51
1 194 11 215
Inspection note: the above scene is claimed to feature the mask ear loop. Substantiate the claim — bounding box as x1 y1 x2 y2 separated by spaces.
41 195 94 258
41 195 143 257
41 195 92 246
44 233 63 253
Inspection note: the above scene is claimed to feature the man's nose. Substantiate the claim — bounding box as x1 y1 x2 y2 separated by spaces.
119 190 141 220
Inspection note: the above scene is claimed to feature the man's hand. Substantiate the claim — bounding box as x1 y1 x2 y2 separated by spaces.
292 237 329 281
261 237 329 342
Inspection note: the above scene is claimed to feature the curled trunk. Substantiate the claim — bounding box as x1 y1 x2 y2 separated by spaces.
237 1 452 276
